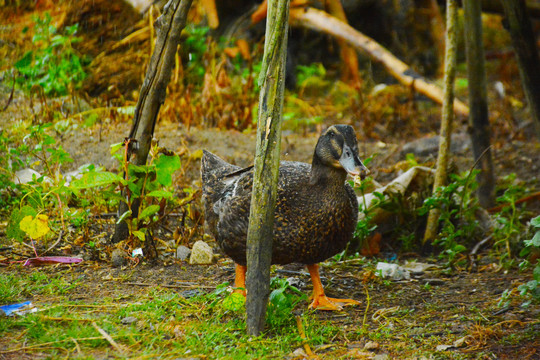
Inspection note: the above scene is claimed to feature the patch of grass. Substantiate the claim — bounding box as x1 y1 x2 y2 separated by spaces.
14 12 88 96
0 271 80 304
1 281 339 359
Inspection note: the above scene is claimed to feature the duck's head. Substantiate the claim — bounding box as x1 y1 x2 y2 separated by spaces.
313 125 368 178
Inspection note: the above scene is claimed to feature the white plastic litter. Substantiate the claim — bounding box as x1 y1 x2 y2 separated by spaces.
376 262 411 280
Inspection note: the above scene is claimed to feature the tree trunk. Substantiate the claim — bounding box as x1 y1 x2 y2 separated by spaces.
324 0 360 85
500 0 540 140
463 0 495 208
246 0 290 336
423 0 458 244
112 0 193 243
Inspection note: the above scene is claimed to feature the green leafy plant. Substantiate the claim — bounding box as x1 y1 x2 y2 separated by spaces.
14 12 87 96
73 142 183 248
296 63 327 88
419 170 481 267
6 123 76 244
266 277 307 328
493 174 528 262
517 215 540 305
182 24 210 82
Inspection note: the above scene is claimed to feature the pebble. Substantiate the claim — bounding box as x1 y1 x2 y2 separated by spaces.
176 245 191 261
189 241 214 265
121 316 137 325
111 248 127 267
364 341 379 351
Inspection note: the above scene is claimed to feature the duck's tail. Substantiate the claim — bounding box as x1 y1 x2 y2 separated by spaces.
201 150 238 184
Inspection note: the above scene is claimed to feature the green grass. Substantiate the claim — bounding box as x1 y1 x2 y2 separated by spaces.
0 280 340 359
0 271 81 304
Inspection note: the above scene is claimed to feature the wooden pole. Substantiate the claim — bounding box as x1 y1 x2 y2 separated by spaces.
113 0 193 242
246 0 290 336
463 0 495 208
500 0 540 140
423 0 458 244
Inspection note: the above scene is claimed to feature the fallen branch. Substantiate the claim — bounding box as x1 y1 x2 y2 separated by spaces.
289 7 470 117
487 191 540 213
124 282 216 289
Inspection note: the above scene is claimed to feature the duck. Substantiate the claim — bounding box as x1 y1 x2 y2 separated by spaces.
201 125 368 310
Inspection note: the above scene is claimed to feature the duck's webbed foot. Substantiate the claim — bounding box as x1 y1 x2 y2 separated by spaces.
309 294 360 311
306 263 360 311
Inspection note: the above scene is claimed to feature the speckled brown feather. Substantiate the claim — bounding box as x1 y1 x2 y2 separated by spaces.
201 125 362 266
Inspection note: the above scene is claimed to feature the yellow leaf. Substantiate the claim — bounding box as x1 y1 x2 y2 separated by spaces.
19 214 50 239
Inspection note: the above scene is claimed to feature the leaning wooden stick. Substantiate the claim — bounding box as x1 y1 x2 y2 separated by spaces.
289 7 470 117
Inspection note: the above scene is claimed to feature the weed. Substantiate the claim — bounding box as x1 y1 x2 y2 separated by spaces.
266 277 307 329
14 13 87 96
517 215 540 306
6 123 76 247
419 170 482 267
493 174 529 262
296 63 328 91
182 24 210 83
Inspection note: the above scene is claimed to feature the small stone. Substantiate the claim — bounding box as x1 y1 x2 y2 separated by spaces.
364 341 379 351
121 316 137 325
111 249 127 267
189 241 214 265
423 278 446 286
401 134 470 158
453 336 470 348
180 289 202 298
176 245 191 261
436 344 453 351
374 354 390 360
290 347 307 358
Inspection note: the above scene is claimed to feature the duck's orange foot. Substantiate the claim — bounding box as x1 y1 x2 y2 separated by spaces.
308 295 360 311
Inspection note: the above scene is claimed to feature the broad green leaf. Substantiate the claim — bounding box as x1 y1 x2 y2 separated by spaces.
139 205 160 220
14 51 33 70
530 232 540 247
155 154 181 187
110 142 123 155
117 210 132 224
71 171 124 189
19 214 50 239
531 216 540 228
222 292 246 311
7 206 37 242
147 190 173 199
268 288 290 309
534 266 540 281
132 230 146 242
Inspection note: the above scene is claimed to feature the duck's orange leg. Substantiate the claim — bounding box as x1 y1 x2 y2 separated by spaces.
307 264 360 311
234 264 247 296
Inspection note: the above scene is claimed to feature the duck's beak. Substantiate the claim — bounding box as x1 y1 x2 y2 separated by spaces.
339 145 369 178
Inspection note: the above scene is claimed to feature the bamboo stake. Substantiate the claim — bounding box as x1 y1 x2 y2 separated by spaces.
423 0 458 244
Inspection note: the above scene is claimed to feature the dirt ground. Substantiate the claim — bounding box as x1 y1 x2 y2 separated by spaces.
1 254 539 359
